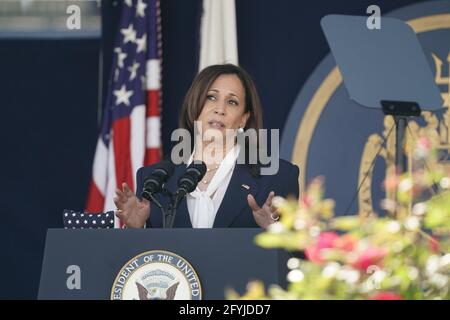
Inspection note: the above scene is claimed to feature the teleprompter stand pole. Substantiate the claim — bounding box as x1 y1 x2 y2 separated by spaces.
381 100 421 217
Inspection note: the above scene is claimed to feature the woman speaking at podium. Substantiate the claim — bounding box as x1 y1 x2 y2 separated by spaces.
114 64 299 229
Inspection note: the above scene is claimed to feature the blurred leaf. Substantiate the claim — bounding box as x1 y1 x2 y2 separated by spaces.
330 216 362 231
319 199 335 219
255 232 309 251
425 191 450 229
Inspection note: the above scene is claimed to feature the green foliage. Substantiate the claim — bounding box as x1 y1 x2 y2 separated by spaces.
229 135 450 300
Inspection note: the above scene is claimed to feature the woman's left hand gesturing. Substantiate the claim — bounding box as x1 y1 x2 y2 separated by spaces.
247 191 280 228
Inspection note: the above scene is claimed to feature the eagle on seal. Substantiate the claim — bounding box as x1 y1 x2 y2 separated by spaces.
135 281 179 300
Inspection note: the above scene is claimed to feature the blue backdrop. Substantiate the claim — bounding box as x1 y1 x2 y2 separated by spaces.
0 0 423 299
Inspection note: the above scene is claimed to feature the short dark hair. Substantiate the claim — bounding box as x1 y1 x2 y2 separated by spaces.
178 64 264 176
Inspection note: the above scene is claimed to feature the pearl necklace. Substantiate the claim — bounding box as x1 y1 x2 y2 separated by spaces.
202 165 219 184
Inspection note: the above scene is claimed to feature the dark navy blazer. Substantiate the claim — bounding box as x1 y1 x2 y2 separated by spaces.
136 159 300 228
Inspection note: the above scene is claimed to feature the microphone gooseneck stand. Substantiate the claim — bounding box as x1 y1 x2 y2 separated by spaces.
159 187 190 229
141 161 206 228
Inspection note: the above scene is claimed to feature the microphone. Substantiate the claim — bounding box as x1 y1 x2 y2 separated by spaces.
174 161 207 206
141 159 175 201
165 161 206 228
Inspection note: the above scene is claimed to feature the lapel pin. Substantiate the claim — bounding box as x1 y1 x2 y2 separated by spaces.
241 184 250 190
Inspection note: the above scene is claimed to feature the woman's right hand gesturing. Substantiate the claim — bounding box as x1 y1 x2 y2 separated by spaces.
114 182 150 228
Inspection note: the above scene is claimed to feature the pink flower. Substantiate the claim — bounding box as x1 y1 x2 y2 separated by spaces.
384 175 399 193
351 247 387 272
305 232 339 264
334 234 358 252
417 137 432 152
370 291 402 300
301 195 312 208
304 246 323 264
316 232 339 249
429 236 440 253
415 137 432 160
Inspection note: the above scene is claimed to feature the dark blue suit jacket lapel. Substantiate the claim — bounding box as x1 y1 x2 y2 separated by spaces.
213 164 259 227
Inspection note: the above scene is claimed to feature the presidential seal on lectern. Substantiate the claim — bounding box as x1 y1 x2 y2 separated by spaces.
111 250 202 300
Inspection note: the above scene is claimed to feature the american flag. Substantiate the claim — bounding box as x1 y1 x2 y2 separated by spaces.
85 0 162 228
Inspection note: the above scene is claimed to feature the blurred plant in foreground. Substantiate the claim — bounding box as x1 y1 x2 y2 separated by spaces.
228 134 450 300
